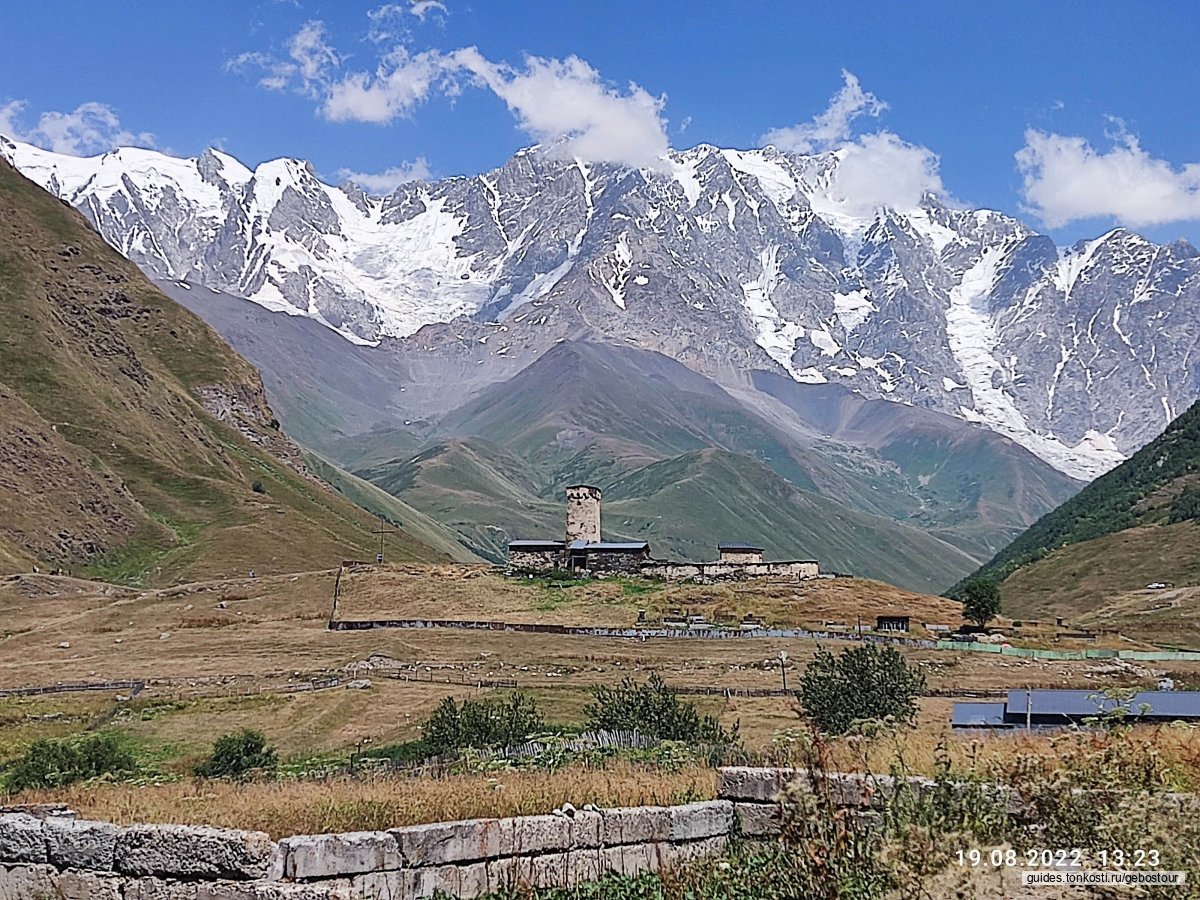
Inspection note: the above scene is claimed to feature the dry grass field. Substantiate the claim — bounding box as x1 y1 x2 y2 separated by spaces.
3 563 1200 837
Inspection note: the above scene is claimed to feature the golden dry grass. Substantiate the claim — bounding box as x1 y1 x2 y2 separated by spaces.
335 565 966 633
13 762 717 839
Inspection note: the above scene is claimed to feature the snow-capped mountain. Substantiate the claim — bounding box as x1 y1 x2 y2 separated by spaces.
4 135 1197 480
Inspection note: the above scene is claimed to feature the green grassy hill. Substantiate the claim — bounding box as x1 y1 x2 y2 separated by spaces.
350 341 1072 591
0 158 453 583
358 436 981 592
953 401 1200 589
950 401 1200 635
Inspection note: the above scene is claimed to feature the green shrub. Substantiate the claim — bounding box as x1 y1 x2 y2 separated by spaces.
251 480 266 494
423 693 545 755
797 643 925 735
4 732 137 792
584 673 738 745
193 728 278 779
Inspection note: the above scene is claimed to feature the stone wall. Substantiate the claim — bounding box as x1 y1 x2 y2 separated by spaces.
506 549 563 573
0 801 734 899
6 769 944 898
642 560 820 582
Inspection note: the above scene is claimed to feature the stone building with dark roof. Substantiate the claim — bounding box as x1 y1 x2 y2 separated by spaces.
506 487 818 582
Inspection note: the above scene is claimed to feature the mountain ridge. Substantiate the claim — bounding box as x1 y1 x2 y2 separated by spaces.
6 136 1199 481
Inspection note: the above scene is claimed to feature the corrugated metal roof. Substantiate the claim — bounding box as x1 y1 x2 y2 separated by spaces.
1004 689 1200 719
508 540 565 550
718 542 764 551
951 702 1009 727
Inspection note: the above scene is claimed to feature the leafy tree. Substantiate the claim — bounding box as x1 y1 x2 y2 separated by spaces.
1169 486 1200 524
194 729 278 779
422 693 545 754
584 673 738 745
4 733 137 793
798 643 925 735
961 578 1002 627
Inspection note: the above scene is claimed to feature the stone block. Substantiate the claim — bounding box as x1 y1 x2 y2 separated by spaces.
120 879 200 900
0 814 46 864
734 802 780 837
716 767 798 803
116 824 275 880
51 870 124 900
527 851 571 891
598 806 669 846
44 817 121 870
0 864 56 900
198 880 355 899
567 810 602 849
663 835 728 867
391 818 506 866
567 847 604 886
667 801 733 842
280 831 401 879
599 842 662 878
351 869 419 900
506 814 569 856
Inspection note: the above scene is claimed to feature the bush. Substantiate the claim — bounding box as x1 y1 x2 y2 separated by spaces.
194 729 278 779
4 733 137 793
422 693 545 755
961 577 1001 627
584 673 738 745
251 480 266 494
797 643 925 735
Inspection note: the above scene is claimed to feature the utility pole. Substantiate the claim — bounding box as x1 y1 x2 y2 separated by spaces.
1026 687 1032 731
372 522 397 564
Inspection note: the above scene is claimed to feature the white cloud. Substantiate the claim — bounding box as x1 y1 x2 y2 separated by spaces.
322 48 449 122
314 37 671 169
408 0 448 23
762 70 886 153
227 20 340 99
0 100 25 140
336 157 432 192
830 133 944 215
450 49 670 170
759 71 944 212
238 16 672 170
1016 128 1200 228
0 100 155 155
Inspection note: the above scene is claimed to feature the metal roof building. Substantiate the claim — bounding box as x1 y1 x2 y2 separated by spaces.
953 690 1200 730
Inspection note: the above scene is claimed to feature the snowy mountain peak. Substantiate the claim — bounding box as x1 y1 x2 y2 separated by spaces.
4 135 1197 482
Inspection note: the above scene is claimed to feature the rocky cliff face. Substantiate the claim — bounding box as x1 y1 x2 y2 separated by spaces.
5 136 1197 480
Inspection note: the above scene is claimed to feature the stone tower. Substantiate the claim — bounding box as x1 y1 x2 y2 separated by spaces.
564 485 602 543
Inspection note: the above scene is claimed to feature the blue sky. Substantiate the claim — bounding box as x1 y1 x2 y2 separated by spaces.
2 1 1199 244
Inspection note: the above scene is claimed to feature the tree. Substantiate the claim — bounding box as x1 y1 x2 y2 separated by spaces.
584 673 738 745
194 729 278 779
961 578 1002 628
422 693 545 754
798 643 926 735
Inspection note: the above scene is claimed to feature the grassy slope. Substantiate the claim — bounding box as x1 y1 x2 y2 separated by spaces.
362 435 981 592
355 344 1002 591
950 401 1200 633
0 158 447 583
955 400 1200 591
299 450 482 563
